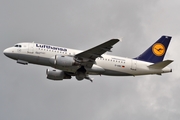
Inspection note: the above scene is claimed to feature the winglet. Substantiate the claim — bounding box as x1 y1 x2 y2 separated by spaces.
119 37 123 42
148 60 173 69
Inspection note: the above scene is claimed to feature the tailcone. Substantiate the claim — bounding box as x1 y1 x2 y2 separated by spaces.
162 67 172 73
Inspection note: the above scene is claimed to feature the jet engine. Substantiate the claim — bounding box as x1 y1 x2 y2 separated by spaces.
54 55 76 67
75 71 86 81
75 66 87 81
46 69 71 80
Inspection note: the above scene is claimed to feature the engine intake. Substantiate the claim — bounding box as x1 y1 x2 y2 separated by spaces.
75 71 86 81
46 69 71 80
75 66 87 81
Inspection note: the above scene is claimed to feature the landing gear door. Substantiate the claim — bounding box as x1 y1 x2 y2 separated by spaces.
28 43 34 54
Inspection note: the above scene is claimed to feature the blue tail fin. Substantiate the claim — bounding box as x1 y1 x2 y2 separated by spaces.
135 36 172 63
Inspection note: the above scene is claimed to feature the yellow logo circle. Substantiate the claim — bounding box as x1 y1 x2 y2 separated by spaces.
152 43 165 56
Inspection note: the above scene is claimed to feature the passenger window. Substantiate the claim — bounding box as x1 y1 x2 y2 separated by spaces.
15 45 18 47
19 45 22 47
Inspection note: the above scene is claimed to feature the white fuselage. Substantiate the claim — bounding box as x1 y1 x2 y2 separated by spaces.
3 42 172 77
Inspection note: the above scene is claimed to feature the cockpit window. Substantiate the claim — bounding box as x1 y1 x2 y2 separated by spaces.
14 44 22 47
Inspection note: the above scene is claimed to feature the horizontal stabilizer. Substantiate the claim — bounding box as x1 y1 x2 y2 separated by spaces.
148 60 173 69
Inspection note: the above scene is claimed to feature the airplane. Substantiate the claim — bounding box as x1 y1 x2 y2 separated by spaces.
3 35 173 82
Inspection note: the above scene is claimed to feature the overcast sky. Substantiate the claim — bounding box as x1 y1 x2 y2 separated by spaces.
0 0 180 120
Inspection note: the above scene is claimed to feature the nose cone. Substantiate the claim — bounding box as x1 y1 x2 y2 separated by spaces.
3 47 17 59
3 48 9 56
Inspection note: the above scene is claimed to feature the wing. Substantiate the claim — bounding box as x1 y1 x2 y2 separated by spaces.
75 39 119 67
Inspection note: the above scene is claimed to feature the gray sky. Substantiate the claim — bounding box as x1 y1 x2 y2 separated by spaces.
0 0 180 120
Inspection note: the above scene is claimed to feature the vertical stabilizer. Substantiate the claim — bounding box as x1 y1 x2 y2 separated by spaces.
135 36 171 63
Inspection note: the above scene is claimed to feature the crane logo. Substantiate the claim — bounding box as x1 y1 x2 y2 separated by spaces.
152 43 165 56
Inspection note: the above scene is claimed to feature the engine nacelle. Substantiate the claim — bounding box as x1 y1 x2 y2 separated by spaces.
46 69 71 80
54 55 75 67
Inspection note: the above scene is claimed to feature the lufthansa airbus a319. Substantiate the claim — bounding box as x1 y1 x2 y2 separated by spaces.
3 36 173 82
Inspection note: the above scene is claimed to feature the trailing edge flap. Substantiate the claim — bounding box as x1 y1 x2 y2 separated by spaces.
148 60 173 69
